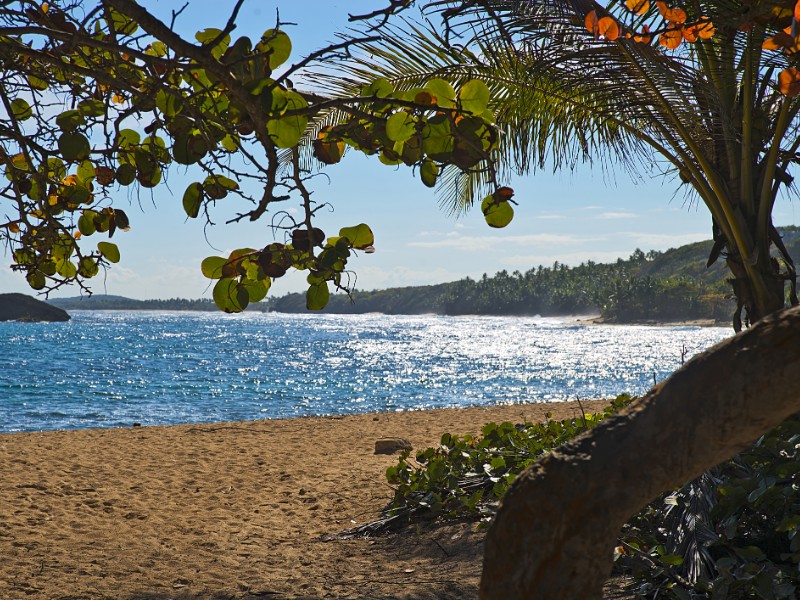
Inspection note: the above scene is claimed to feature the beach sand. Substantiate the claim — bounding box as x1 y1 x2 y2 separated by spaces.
0 400 632 599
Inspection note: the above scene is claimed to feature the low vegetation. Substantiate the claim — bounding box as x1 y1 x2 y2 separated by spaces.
351 395 800 599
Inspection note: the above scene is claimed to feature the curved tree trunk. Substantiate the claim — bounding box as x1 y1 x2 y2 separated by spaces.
480 306 800 599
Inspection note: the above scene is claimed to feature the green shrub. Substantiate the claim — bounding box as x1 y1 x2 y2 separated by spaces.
347 397 800 599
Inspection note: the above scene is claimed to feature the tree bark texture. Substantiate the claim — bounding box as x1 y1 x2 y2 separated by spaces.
480 306 800 599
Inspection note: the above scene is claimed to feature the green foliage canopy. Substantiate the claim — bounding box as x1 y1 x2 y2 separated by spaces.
0 0 514 311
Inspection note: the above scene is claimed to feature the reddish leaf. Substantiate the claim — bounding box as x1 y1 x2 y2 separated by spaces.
634 24 652 44
656 1 687 24
625 0 649 16
763 29 795 50
659 26 683 49
779 68 800 96
598 16 620 40
585 10 599 35
697 17 715 39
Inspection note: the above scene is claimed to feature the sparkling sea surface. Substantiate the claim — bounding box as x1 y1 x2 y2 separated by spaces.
0 311 732 433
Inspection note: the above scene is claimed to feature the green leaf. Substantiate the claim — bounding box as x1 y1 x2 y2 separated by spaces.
266 91 308 148
201 256 226 279
116 164 136 186
338 223 375 249
97 241 120 263
78 257 99 278
11 98 32 121
172 133 207 165
76 160 95 184
56 110 86 132
386 111 416 142
241 277 270 303
420 159 439 188
421 115 453 159
424 78 457 109
213 278 248 313
78 210 98 236
58 132 91 161
459 80 490 115
361 77 393 98
306 281 330 310
55 258 77 278
195 28 231 59
182 182 203 218
77 99 105 117
660 554 684 567
202 175 237 200
108 7 138 35
155 89 183 117
28 75 48 91
259 29 292 70
117 129 140 149
481 195 514 228
27 270 45 290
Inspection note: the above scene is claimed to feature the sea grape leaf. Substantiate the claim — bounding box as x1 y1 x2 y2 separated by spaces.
259 29 292 70
266 91 308 148
386 112 416 142
481 194 514 228
339 223 374 249
420 159 439 188
116 164 136 186
240 277 270 303
195 28 231 59
183 181 203 219
78 210 99 235
213 277 248 312
56 110 85 131
459 80 490 115
78 257 99 278
58 132 91 161
306 281 330 310
97 241 120 263
361 77 393 98
201 255 226 279
424 78 457 108
11 98 32 121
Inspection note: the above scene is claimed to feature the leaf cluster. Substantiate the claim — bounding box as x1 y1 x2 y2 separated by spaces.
621 414 800 599
0 1 513 305
340 394 633 537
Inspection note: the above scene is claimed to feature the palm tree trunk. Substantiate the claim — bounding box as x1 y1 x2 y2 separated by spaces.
479 306 800 599
726 251 785 331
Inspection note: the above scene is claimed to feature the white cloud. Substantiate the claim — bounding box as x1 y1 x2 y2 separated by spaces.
596 211 638 219
408 233 592 252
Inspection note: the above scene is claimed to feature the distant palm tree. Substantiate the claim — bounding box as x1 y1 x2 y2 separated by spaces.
312 0 800 330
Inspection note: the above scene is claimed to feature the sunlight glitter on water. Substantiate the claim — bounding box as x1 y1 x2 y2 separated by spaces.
0 311 731 432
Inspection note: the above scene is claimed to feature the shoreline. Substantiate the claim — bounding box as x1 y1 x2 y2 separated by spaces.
49 307 727 327
0 400 630 599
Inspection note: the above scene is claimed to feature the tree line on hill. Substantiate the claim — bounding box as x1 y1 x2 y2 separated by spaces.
50 227 800 323
270 228 800 322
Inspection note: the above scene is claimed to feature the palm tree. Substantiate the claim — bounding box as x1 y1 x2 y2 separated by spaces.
313 0 800 330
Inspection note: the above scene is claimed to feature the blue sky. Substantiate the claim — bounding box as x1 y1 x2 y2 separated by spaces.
2 1 798 300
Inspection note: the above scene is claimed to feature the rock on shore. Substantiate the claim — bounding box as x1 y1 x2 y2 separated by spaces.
0 293 70 322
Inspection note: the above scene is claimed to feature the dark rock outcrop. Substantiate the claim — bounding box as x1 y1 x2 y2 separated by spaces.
0 293 70 322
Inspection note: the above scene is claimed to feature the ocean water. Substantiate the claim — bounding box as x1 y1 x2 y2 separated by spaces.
0 311 732 433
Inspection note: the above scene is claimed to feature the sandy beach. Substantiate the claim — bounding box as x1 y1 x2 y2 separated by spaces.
0 400 631 599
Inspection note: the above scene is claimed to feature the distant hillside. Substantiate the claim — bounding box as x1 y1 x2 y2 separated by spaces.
268 226 800 323
48 227 800 324
51 295 217 311
0 293 70 322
